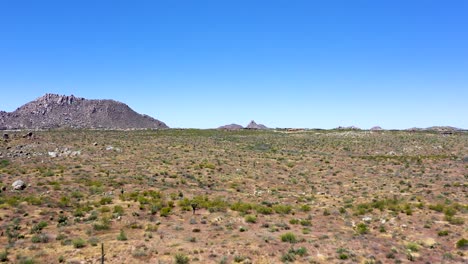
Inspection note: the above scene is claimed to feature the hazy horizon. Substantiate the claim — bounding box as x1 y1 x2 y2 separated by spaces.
1 1 467 129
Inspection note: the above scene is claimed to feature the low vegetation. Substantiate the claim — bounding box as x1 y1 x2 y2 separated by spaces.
0 129 466 263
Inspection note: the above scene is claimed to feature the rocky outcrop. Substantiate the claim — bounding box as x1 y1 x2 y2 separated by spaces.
245 120 268 130
0 94 168 130
218 124 244 130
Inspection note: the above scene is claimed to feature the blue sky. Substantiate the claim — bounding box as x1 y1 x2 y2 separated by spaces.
0 0 467 129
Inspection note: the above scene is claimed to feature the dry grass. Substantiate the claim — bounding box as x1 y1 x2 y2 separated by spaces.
0 129 466 263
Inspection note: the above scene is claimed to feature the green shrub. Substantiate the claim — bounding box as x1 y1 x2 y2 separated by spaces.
31 233 49 243
160 207 171 217
280 232 297 243
281 252 295 262
456 238 467 249
273 204 292 214
99 197 113 205
0 249 8 262
438 230 449 236
356 223 369 235
300 204 311 212
245 215 257 223
30 221 48 234
72 238 86 248
174 253 189 264
0 159 9 168
113 205 124 215
117 230 128 241
406 242 419 252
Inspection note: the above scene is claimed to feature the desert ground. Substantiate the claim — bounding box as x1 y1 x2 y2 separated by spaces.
0 129 466 263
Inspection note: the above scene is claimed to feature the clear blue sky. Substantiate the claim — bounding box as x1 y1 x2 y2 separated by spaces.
1 0 467 129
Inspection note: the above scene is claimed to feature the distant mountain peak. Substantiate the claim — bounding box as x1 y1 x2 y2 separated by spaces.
0 93 168 130
246 120 268 130
218 123 243 130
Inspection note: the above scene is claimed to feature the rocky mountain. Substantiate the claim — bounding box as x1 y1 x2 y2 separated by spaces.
0 94 168 130
246 120 268 130
218 123 243 130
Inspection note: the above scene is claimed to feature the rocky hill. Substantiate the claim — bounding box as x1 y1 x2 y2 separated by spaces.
246 120 268 130
0 94 168 130
218 123 244 130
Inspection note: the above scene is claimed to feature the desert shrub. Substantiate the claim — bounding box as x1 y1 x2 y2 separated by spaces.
0 249 8 262
456 238 467 249
0 159 9 168
356 223 369 235
58 196 71 208
160 207 171 217
281 252 295 262
280 232 297 243
93 217 111 231
289 247 307 257
406 242 419 252
88 237 99 246
100 206 111 213
245 215 257 223
30 221 48 234
72 238 86 248
31 233 49 243
174 253 189 264
230 202 253 214
234 255 246 262
99 197 113 205
113 205 124 215
273 204 292 214
300 204 311 212
445 216 464 225
429 203 445 212
438 230 449 236
289 219 299 225
255 205 273 215
117 229 128 241
57 214 68 226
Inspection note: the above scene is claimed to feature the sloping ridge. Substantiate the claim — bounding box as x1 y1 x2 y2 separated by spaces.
0 93 168 130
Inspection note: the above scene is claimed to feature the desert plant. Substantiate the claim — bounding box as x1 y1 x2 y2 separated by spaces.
72 238 86 248
174 253 189 264
117 229 128 241
245 215 257 223
0 249 8 262
456 238 467 249
356 223 369 234
280 232 297 243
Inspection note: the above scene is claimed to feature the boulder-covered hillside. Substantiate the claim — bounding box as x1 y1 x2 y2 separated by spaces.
0 94 168 130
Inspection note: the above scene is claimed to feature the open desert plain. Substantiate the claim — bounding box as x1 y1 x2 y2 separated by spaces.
0 129 466 263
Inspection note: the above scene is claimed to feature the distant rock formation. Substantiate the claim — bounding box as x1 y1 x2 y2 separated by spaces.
218 124 244 130
0 93 168 130
370 126 383 131
336 126 361 130
245 120 268 130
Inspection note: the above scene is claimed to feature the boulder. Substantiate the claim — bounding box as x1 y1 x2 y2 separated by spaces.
12 180 26 190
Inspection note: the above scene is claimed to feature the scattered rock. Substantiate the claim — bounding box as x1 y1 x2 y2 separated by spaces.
362 216 372 222
2 133 8 140
12 180 26 190
22 132 33 138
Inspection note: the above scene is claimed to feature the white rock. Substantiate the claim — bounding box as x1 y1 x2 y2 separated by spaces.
12 180 26 190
